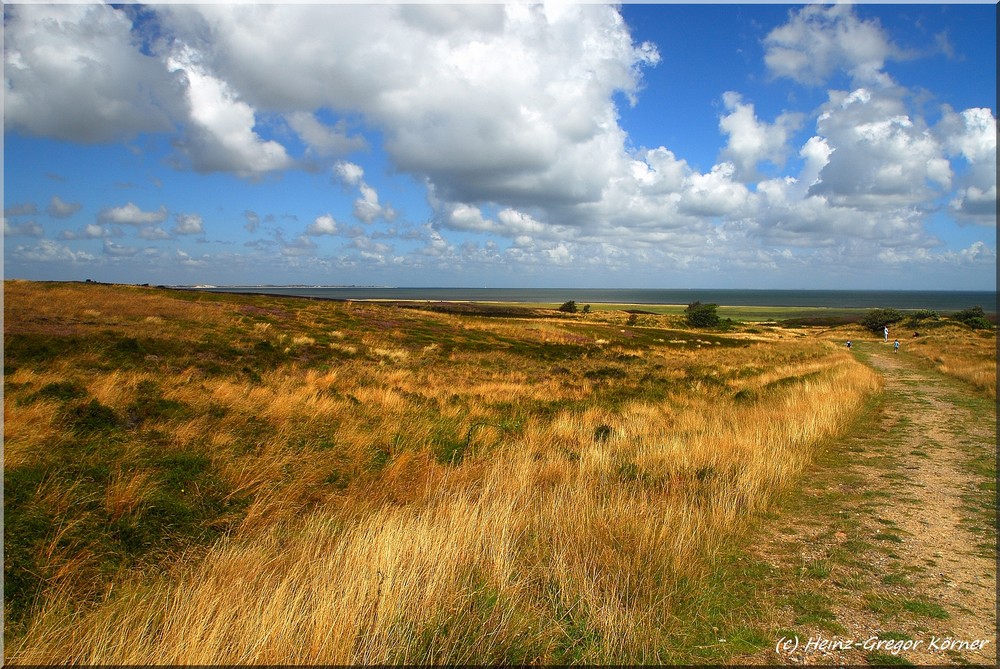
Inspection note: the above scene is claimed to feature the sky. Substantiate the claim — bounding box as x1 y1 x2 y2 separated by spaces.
3 1 997 290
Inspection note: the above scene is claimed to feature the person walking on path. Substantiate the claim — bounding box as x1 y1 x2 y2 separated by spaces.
893 339 900 353
884 325 889 342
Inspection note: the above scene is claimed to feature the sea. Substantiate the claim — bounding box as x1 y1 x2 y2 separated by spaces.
190 286 998 313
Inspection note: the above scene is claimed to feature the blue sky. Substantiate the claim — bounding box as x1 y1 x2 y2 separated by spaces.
3 2 996 290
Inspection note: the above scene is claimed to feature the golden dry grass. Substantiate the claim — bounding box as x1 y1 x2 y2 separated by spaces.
904 325 996 397
6 281 890 663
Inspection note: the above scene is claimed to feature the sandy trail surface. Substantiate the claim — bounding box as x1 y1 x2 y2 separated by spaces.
743 341 996 666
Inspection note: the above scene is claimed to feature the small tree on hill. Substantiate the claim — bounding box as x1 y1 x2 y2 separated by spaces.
860 308 904 334
685 301 720 328
558 300 578 313
951 305 994 330
905 309 939 327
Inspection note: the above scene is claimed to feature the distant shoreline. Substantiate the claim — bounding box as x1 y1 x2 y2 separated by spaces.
186 285 997 313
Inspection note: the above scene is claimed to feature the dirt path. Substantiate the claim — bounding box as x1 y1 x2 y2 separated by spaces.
740 340 996 666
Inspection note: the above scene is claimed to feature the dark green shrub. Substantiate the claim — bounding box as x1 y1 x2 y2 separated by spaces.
65 399 121 434
860 308 904 334
584 367 628 381
593 424 614 442
685 301 720 328
558 300 578 313
951 305 994 330
34 381 88 402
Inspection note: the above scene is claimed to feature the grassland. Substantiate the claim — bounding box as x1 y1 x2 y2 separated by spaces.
3 280 993 663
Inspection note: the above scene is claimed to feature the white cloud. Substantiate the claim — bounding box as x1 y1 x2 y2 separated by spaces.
353 184 395 224
763 4 903 87
718 92 802 181
950 185 997 222
334 161 365 187
173 213 205 235
281 234 318 257
98 202 169 226
332 162 395 223
166 44 292 177
288 113 366 157
305 214 339 236
158 3 657 217
5 203 39 217
103 239 141 257
139 227 172 241
176 249 207 268
47 195 83 219
58 224 115 240
3 4 181 142
4 219 44 238
678 163 749 217
937 107 997 225
14 240 96 263
807 87 951 210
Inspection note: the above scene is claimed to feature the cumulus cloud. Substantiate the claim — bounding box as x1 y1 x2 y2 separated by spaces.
288 112 366 157
353 184 395 224
763 4 904 86
173 213 205 235
937 107 997 225
3 3 181 142
58 224 116 240
334 161 365 187
281 235 318 257
4 3 994 285
166 44 292 176
305 214 339 236
14 240 97 263
807 87 951 210
4 219 44 238
47 196 83 219
157 4 657 215
333 162 395 223
678 163 750 217
5 203 39 217
103 240 143 257
718 92 802 181
98 202 169 226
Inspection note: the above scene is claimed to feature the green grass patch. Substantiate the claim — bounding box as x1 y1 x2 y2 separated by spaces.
867 651 915 666
874 532 905 543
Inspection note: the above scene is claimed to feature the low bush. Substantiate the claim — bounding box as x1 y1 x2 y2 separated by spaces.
685 301 721 328
859 308 904 334
950 305 994 330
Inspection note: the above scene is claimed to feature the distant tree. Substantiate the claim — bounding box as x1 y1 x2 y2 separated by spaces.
860 308 904 334
905 309 939 327
685 301 720 328
558 300 578 313
951 305 994 330
582 304 591 314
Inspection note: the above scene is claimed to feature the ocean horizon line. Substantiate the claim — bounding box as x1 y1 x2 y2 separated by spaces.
191 285 997 312
180 284 997 294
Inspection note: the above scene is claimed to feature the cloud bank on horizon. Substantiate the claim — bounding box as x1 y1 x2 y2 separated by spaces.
3 2 996 290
